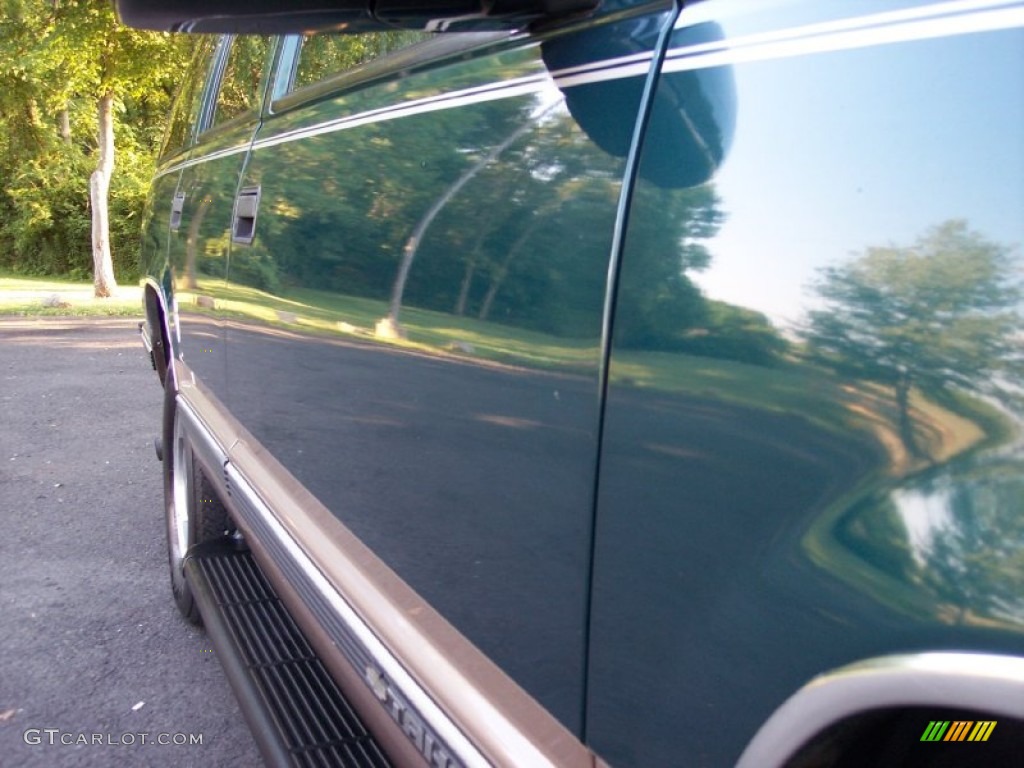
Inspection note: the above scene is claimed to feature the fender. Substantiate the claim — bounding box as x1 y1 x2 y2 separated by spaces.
737 652 1024 768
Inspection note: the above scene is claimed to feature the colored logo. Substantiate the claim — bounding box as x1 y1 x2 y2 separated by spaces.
920 721 996 742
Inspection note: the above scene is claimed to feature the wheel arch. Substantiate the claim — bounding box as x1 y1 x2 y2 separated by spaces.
737 652 1024 768
142 274 178 388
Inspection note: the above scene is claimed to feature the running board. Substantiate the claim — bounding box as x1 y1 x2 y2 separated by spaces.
183 540 392 768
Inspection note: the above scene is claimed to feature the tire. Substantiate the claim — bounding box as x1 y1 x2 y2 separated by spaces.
162 377 232 624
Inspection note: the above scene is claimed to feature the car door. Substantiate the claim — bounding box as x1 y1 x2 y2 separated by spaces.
219 2 677 751
588 1 1024 765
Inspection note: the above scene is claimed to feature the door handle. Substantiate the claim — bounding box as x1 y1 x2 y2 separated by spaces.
232 186 261 245
170 191 185 231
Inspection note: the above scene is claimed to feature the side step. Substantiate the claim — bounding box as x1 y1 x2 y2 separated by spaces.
184 540 392 768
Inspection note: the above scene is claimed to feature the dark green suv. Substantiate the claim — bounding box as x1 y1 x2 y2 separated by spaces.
126 0 1024 765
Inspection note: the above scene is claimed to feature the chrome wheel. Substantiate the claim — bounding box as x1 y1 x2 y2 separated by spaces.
163 378 199 623
162 377 232 624
169 408 193 578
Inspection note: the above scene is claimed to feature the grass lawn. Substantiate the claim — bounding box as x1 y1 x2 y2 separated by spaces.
0 273 142 317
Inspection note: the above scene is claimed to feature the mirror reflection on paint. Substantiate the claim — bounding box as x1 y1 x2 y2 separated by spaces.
218 13 679 733
184 17 739 372
587 7 1024 765
143 2 1024 765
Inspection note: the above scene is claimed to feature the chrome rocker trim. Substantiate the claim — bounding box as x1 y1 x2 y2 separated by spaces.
173 389 566 768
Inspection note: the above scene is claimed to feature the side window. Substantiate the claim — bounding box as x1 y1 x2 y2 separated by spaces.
291 31 432 90
212 36 273 127
161 37 218 158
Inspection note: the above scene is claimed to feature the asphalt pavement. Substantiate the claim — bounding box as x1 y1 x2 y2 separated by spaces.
0 317 262 767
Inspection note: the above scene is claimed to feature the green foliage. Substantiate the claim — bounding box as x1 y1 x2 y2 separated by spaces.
613 180 788 365
836 451 1024 623
615 182 718 348
916 456 1024 620
806 220 1022 397
1 148 92 278
805 220 1023 456
0 0 190 281
108 143 158 280
0 96 161 280
293 31 432 90
213 35 272 124
678 300 789 366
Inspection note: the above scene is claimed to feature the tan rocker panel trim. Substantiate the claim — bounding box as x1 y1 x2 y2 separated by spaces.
173 356 598 768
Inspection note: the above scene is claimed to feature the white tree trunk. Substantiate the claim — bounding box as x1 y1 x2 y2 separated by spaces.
91 91 117 298
59 107 72 144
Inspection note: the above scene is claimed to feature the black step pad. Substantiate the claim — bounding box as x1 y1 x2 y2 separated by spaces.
185 541 392 768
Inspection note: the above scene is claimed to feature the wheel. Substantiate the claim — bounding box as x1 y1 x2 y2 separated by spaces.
162 377 232 624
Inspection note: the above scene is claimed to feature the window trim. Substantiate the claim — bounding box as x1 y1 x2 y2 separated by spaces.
199 34 277 139
196 35 233 137
157 35 221 162
270 31 513 114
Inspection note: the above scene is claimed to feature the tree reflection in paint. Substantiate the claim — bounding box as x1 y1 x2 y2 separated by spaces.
805 220 1023 459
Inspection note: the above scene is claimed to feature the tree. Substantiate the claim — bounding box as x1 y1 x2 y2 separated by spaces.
376 111 548 339
805 220 1022 457
0 0 188 294
613 181 723 350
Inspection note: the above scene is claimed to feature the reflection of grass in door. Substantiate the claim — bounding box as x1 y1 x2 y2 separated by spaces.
194 279 599 370
189 278 996 457
612 351 990 464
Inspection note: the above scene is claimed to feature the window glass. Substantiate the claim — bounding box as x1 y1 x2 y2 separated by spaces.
212 36 273 126
161 37 217 158
292 31 432 90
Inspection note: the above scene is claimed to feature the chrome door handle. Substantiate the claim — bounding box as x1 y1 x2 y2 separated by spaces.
232 186 261 245
170 191 185 231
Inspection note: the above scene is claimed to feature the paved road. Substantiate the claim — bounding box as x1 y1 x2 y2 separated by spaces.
0 317 262 767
